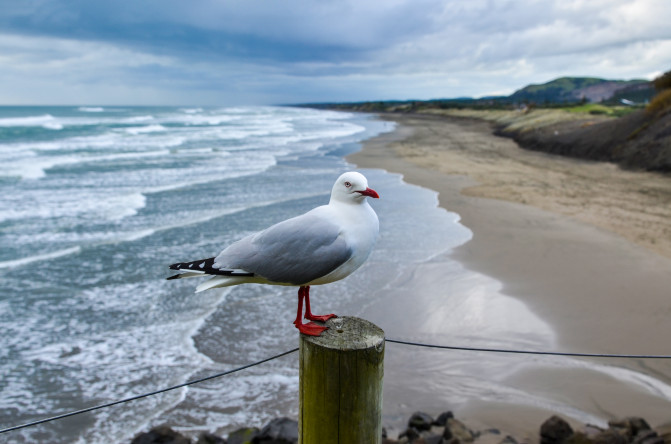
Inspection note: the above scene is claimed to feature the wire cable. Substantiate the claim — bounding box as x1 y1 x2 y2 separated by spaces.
5 337 671 435
385 338 671 359
0 347 299 435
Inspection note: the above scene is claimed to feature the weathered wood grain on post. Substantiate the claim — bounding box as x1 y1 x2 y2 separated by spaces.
299 316 385 444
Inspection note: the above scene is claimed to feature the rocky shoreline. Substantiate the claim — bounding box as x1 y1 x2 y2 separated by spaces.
130 411 671 444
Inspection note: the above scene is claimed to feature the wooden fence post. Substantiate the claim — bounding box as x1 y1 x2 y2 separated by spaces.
298 316 385 444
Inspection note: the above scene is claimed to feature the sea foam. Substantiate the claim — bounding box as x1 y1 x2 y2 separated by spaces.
0 114 63 130
125 124 167 134
0 246 82 269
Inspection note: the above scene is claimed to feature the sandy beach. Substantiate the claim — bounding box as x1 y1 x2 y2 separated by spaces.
348 113 671 441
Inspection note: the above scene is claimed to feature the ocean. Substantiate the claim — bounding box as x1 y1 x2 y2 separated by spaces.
0 105 483 442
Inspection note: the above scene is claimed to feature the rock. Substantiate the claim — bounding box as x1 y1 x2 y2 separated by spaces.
589 429 628 444
609 417 652 440
483 428 502 436
399 427 440 444
563 432 594 444
252 417 297 444
131 425 191 444
415 435 443 444
399 427 420 443
197 432 227 444
227 427 259 444
443 418 474 443
580 424 604 439
433 411 455 427
540 416 574 444
409 412 435 431
632 430 664 444
655 422 671 443
471 428 506 444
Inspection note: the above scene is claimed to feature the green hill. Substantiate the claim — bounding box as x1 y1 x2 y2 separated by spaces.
509 77 651 104
301 77 655 112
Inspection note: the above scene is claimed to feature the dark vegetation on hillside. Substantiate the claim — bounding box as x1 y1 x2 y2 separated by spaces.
498 108 671 172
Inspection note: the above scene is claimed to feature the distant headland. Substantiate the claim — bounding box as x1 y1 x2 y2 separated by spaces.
298 71 671 173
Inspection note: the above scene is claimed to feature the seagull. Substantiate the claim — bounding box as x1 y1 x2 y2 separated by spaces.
167 171 380 336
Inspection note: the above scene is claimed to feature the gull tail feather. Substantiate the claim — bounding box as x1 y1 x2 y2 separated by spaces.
195 276 239 293
167 257 254 286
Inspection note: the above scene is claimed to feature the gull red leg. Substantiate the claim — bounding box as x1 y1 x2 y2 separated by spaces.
303 285 337 323
294 286 327 336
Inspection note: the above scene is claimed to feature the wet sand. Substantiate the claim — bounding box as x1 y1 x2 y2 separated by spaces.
348 113 671 440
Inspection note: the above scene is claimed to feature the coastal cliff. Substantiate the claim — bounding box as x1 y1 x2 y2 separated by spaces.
426 107 671 173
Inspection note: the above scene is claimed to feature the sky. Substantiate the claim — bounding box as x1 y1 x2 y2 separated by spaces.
0 0 670 106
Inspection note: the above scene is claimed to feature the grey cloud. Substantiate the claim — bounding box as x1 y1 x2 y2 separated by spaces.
0 0 669 105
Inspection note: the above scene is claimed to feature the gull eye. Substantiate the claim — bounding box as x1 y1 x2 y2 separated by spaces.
344 181 352 188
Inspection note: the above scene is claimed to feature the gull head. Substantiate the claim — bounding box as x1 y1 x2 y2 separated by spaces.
330 171 380 204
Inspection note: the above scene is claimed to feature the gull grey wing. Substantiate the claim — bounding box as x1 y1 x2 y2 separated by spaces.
214 213 352 285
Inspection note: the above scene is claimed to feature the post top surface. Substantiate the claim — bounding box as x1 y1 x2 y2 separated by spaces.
301 316 385 350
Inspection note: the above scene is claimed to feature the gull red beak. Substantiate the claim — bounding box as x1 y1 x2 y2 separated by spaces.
357 187 380 199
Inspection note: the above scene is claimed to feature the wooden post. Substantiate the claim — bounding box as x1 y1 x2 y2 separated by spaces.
299 316 385 444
